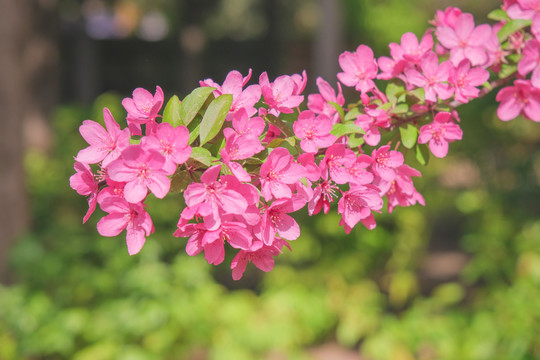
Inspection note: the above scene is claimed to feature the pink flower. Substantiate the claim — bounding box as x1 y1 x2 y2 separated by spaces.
260 72 304 114
201 69 262 120
347 155 374 186
293 110 336 153
431 7 462 27
496 80 540 121
198 222 253 265
232 108 265 137
140 122 192 174
260 148 306 201
291 70 308 95
518 39 540 88
307 77 345 124
220 126 264 182
308 177 339 216
436 13 492 66
338 45 379 93
75 108 130 167
321 144 356 184
107 145 172 203
405 52 453 102
257 197 304 246
69 162 99 223
231 239 290 280
397 32 434 65
418 112 463 158
97 197 154 255
382 165 425 213
354 107 391 146
122 86 164 134
507 0 540 19
337 185 383 233
448 60 489 103
183 165 249 230
370 145 404 182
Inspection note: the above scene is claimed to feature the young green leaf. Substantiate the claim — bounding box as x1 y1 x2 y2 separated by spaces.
386 81 406 103
399 124 418 149
190 147 217 167
328 101 345 121
331 122 365 138
497 19 531 42
162 95 182 127
199 94 233 146
488 8 510 22
344 107 361 121
179 87 216 126
415 143 430 166
187 122 200 145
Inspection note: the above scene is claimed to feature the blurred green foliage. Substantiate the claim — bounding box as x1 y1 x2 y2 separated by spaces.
3 0 540 359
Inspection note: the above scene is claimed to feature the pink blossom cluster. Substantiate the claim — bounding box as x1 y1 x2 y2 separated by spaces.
70 87 192 255
494 1 540 121
70 1 538 279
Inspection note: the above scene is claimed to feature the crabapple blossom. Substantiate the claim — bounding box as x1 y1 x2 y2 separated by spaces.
69 162 98 223
405 52 453 102
307 77 345 124
75 108 130 167
260 148 306 201
293 110 336 153
71 1 540 280
338 45 378 93
418 112 463 158
448 60 490 103
496 80 540 121
140 122 192 174
200 69 261 120
518 39 540 88
122 86 164 134
435 12 492 66
370 145 404 182
260 72 305 114
107 145 173 204
97 196 154 255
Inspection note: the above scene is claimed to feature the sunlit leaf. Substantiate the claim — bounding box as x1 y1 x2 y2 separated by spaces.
199 94 232 145
179 87 216 126
162 95 182 127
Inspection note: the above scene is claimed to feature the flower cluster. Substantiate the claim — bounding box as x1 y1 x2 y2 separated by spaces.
70 1 537 279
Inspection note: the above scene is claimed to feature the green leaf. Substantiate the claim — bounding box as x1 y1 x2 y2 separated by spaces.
408 87 425 102
499 63 518 79
415 143 430 166
129 136 141 145
187 122 200 145
190 147 216 167
399 124 418 149
392 103 409 114
488 8 510 22
170 169 191 193
344 107 361 121
179 87 216 126
162 95 182 127
497 19 531 42
199 94 233 145
386 81 406 103
328 101 345 121
331 122 365 138
348 134 364 148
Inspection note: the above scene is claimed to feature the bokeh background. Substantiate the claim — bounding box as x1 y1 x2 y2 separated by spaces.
2 0 540 359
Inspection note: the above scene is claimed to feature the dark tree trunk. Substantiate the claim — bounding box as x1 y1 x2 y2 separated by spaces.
0 0 30 281
0 0 58 281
